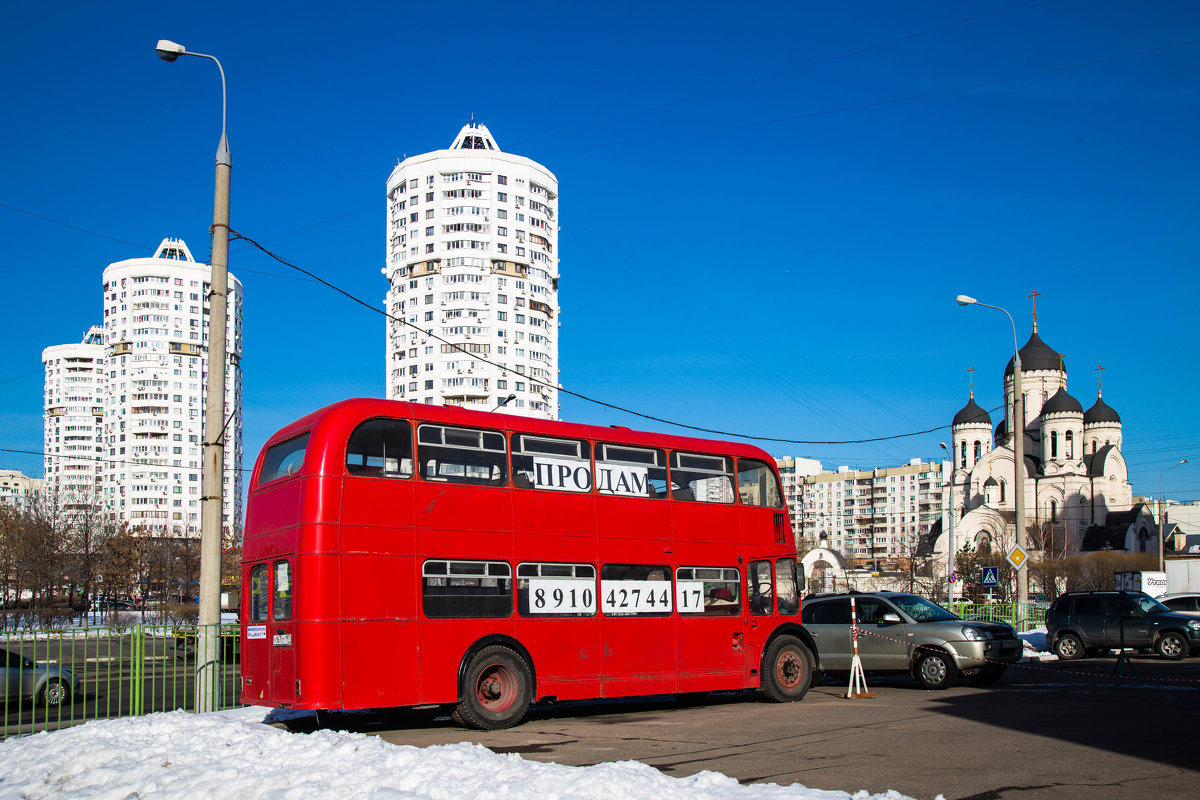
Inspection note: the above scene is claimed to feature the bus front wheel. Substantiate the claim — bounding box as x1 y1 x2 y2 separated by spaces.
760 636 813 702
454 645 532 730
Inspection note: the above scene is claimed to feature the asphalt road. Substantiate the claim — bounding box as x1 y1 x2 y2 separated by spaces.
293 654 1200 800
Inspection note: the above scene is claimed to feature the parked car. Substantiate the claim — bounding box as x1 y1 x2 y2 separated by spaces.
173 625 240 662
1 647 81 706
1156 593 1200 617
1045 591 1200 661
800 591 1022 689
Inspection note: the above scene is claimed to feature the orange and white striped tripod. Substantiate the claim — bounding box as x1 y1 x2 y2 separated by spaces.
841 595 876 699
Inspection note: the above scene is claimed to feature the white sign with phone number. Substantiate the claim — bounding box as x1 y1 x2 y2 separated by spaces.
600 580 673 615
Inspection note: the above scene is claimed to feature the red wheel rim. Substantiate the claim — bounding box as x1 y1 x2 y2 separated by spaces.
776 650 804 689
475 663 518 712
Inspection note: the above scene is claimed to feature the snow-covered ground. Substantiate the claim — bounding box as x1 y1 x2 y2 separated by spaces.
0 707 918 800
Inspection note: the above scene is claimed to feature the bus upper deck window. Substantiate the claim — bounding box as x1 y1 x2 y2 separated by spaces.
273 561 293 621
596 443 667 498
417 424 507 486
347 418 414 478
736 459 784 508
670 452 735 503
258 434 309 485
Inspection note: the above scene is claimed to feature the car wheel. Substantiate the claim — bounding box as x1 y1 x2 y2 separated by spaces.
38 678 71 707
1054 633 1084 660
454 645 532 730
760 635 814 702
966 667 1006 685
913 650 957 690
1155 631 1189 661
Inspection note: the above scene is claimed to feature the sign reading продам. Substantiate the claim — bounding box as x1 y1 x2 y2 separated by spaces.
530 457 650 497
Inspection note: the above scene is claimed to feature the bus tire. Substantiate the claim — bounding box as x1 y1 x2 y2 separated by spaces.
455 645 532 730
760 636 813 702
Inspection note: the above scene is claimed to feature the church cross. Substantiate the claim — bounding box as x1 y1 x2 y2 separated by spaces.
968 366 976 398
1095 364 1104 397
1028 289 1042 330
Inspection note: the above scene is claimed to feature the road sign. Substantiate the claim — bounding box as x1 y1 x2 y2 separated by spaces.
949 572 958 584
982 566 1000 588
1006 544 1029 570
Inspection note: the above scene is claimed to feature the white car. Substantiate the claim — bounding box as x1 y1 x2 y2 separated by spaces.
1157 593 1200 616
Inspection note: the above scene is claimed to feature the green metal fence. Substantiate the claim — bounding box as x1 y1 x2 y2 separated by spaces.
948 601 1050 633
2 623 242 739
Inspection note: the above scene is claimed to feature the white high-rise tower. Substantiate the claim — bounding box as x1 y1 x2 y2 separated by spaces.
99 237 243 536
42 327 106 511
383 122 560 418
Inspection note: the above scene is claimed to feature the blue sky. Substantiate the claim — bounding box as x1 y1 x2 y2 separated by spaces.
2 0 1197 502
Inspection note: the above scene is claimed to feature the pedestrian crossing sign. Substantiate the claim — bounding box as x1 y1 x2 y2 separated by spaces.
982 566 1000 588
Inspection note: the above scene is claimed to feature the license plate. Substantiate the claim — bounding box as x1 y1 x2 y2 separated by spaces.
273 633 292 646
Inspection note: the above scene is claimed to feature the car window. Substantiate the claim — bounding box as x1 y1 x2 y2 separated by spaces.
1130 593 1170 614
807 599 852 625
855 599 889 624
889 594 958 622
1073 597 1102 615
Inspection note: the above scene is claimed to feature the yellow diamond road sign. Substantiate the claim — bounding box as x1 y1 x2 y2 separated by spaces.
1006 544 1029 570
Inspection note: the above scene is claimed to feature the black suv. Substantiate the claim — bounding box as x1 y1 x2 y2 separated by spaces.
1045 591 1200 660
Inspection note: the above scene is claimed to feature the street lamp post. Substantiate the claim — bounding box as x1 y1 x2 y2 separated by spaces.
957 295 1027 604
156 39 231 713
1159 459 1189 572
939 442 955 602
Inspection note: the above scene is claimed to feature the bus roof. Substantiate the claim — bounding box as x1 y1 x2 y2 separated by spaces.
260 397 779 464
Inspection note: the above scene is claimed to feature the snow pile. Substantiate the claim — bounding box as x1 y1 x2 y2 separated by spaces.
0 709 917 800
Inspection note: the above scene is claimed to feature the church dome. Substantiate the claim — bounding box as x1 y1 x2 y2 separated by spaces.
953 397 991 427
1005 329 1062 376
1085 395 1121 425
1042 387 1083 416
984 476 999 487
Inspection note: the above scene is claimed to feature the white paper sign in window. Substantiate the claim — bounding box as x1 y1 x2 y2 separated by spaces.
531 457 593 492
676 581 706 614
601 580 673 615
527 578 596 614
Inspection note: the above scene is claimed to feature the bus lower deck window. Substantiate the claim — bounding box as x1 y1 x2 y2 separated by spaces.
422 559 512 618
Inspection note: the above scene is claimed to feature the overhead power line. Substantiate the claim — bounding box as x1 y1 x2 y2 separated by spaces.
231 229 971 446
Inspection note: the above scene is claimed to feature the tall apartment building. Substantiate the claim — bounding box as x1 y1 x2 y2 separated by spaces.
779 458 949 568
0 469 43 515
43 238 243 537
42 327 105 510
383 122 560 418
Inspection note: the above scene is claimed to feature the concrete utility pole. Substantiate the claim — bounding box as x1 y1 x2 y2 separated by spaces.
1159 459 1189 572
156 39 231 713
957 295 1027 604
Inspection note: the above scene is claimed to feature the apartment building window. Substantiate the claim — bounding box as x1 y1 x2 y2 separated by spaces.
497 192 507 202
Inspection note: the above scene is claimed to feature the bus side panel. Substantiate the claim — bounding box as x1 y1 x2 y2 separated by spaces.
413 482 513 554
512 489 601 697
596 502 677 697
340 475 419 709
671 505 751 690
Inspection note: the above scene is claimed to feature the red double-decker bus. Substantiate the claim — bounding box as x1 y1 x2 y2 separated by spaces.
240 398 815 729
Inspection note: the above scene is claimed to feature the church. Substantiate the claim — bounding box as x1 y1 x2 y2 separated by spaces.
938 310 1157 565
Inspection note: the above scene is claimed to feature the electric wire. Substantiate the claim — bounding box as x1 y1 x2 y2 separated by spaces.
231 228 972 446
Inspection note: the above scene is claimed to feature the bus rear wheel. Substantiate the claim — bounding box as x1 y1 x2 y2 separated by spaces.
455 645 532 730
760 636 813 702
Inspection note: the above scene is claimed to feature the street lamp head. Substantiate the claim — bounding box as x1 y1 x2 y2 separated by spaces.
155 39 186 62
1182 458 1190 465
955 295 977 306
939 442 948 451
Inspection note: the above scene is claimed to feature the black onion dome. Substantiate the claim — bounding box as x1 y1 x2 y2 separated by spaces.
953 397 992 427
1085 396 1121 425
1005 330 1062 376
1042 387 1083 416
995 418 1007 439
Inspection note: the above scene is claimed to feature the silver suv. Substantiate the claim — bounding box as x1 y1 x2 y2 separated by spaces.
801 591 1022 689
